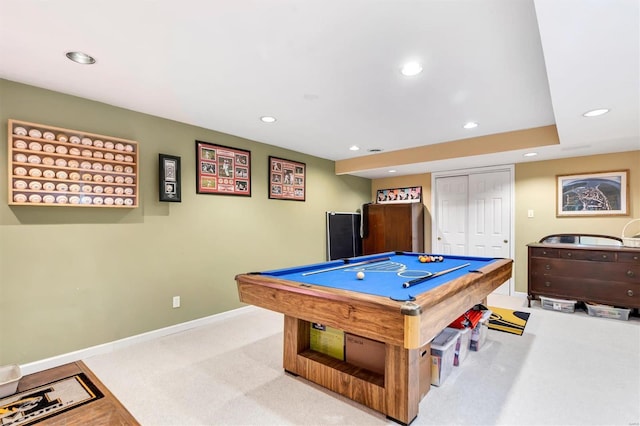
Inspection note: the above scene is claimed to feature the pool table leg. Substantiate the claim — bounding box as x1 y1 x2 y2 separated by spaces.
283 315 309 373
384 344 421 425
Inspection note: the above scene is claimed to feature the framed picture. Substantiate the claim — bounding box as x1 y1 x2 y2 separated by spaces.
159 154 181 202
556 170 629 217
269 156 306 201
376 186 422 204
196 141 251 196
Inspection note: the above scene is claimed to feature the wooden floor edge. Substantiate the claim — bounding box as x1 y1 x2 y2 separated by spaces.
76 360 141 425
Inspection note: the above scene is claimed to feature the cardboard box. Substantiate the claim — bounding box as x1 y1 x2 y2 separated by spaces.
449 326 470 366
345 333 385 375
469 310 492 351
430 328 460 386
310 323 344 360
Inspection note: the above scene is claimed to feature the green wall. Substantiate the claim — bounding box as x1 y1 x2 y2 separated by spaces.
0 79 371 365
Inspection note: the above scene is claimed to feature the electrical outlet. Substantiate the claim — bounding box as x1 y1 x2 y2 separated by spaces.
172 296 180 308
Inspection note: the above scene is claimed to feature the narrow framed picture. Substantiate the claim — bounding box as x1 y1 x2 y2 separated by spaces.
268 156 305 201
556 170 629 217
159 154 181 202
196 141 251 196
376 186 422 204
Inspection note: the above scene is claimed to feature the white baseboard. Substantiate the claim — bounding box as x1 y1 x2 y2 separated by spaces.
19 305 258 376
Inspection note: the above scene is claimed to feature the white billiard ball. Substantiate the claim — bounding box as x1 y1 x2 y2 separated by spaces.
356 271 365 280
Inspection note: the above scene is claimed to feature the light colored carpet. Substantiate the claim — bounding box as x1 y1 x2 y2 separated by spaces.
84 294 640 425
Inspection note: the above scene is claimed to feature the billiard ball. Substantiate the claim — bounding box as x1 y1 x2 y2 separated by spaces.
356 271 365 280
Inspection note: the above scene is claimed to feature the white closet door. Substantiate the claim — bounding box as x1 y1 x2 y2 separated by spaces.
468 170 512 294
434 168 513 295
435 175 468 255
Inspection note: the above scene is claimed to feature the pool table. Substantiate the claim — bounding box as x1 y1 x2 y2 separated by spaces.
235 251 512 425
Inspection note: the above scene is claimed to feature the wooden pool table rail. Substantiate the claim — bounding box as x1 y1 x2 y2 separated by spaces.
236 272 407 346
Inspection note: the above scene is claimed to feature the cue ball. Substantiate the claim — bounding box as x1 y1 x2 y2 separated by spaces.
356 271 365 280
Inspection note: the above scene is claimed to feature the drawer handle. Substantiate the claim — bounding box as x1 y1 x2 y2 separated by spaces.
545 281 551 287
634 256 639 261
629 290 634 297
627 270 635 278
542 250 548 255
601 254 608 259
545 265 551 270
566 252 572 257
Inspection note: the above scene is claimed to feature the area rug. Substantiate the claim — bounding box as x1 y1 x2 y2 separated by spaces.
0 373 103 426
488 306 530 336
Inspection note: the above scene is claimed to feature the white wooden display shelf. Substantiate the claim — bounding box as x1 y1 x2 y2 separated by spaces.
8 119 139 208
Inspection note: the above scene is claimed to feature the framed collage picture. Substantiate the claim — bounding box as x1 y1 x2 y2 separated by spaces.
268 156 306 201
376 186 422 204
159 154 181 202
196 141 251 196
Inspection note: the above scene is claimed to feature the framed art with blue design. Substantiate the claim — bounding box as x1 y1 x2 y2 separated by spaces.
556 170 628 217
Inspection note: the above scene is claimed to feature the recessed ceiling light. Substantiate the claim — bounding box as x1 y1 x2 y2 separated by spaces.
582 108 610 117
349 145 360 151
388 170 397 173
523 152 538 157
65 51 96 65
463 121 478 129
260 116 277 123
400 61 423 77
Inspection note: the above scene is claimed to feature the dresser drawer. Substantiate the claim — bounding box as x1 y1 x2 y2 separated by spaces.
530 259 639 283
530 276 640 308
558 250 615 262
529 247 559 258
618 252 640 264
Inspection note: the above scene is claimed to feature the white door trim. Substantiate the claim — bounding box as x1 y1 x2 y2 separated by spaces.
431 164 515 295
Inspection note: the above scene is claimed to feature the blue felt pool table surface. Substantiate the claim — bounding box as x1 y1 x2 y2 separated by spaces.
260 251 500 302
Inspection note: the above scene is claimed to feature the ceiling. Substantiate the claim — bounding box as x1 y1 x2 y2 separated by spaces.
1 0 638 179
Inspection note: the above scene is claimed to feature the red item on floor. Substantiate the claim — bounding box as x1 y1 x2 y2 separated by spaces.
449 305 487 329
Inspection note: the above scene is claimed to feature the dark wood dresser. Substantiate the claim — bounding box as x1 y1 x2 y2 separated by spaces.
527 234 640 309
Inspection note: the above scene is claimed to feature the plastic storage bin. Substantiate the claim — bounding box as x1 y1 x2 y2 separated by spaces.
469 309 492 351
448 326 471 366
540 296 577 313
430 328 460 386
0 364 21 398
586 303 631 321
